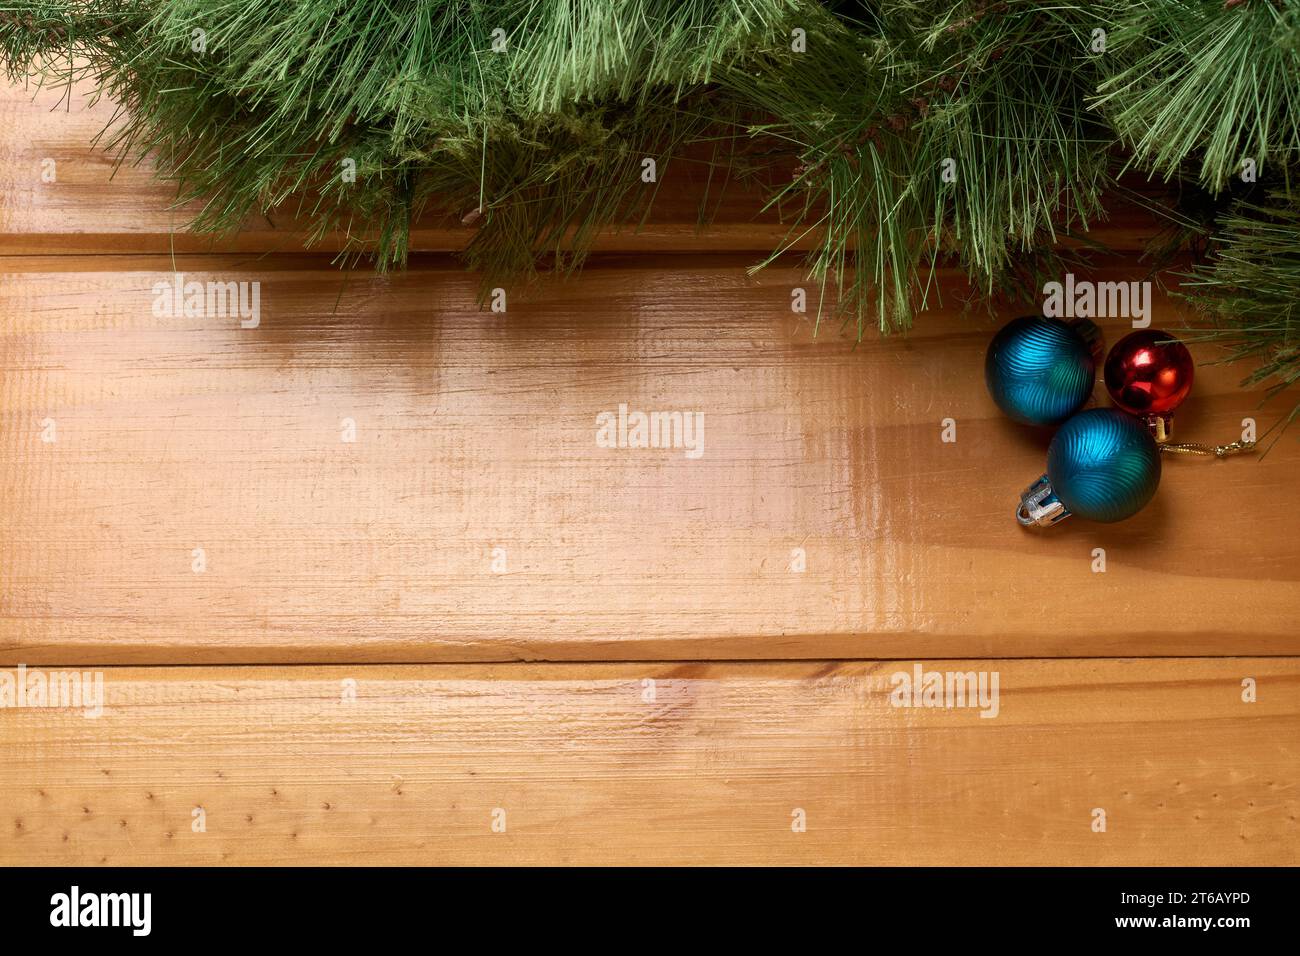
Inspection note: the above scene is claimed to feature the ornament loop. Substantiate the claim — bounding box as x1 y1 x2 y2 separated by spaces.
1017 474 1069 528
1159 439 1257 459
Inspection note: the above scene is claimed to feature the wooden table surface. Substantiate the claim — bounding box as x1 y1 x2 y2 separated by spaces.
1 81 1297 865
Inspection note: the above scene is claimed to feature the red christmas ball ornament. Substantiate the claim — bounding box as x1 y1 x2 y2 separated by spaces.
1104 329 1195 440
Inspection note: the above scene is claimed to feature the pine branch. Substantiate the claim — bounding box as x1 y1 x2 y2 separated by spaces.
725 1 1110 335
1178 189 1300 437
1093 0 1300 191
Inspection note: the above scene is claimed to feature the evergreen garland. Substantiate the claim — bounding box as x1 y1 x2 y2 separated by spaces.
1 0 1298 418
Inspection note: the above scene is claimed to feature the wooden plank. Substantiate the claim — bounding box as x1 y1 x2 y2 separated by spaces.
1 659 1295 866
0 79 1166 256
1 254 1297 664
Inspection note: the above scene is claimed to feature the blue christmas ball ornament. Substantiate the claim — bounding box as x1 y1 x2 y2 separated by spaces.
985 316 1102 426
1017 409 1161 527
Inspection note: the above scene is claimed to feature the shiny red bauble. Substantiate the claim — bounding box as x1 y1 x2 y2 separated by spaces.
1103 329 1195 417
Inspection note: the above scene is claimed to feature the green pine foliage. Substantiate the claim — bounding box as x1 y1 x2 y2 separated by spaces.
729 1 1112 328
1 0 1298 419
0 0 797 283
1094 0 1300 191
1180 190 1300 439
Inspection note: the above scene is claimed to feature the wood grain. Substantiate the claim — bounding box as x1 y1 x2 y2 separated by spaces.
1 76 1298 869
2 255 1297 664
1 659 1295 866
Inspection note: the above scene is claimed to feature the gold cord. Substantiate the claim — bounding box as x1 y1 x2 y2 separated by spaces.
1158 439 1256 459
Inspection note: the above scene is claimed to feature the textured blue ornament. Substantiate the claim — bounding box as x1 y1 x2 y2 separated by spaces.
1047 409 1161 523
985 316 1098 426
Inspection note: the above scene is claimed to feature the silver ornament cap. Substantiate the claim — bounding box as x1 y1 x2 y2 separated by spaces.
1016 474 1068 527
